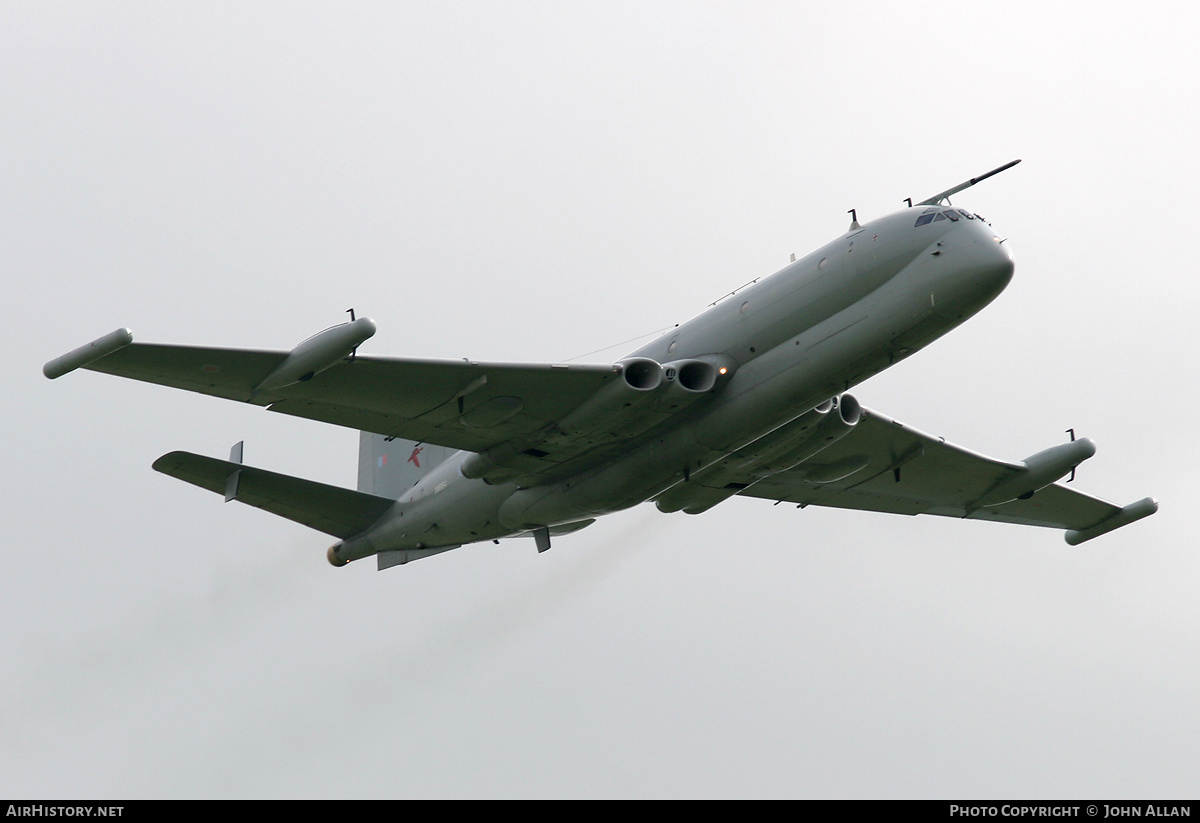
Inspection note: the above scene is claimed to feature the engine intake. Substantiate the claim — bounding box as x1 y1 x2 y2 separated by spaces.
661 359 718 393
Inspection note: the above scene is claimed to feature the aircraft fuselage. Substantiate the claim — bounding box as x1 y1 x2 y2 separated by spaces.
331 204 1015 564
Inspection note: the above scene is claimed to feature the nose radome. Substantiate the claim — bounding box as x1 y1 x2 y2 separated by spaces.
963 232 1014 312
977 232 1015 295
927 226 1015 320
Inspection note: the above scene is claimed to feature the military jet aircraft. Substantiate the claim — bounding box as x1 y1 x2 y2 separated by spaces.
44 161 1156 570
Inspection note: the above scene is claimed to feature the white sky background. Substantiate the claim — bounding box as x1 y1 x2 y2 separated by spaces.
2 1 1197 799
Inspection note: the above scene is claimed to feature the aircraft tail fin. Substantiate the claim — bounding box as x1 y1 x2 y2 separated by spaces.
357 432 457 498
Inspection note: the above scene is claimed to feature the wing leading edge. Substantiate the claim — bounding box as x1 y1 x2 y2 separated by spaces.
733 407 1156 544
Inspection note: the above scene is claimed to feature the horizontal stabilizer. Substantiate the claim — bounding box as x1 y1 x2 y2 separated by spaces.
152 451 395 538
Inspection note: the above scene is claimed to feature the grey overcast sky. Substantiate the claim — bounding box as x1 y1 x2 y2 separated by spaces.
3 1 1197 799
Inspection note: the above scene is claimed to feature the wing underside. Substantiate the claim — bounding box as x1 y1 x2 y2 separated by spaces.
732 409 1154 542
70 339 620 457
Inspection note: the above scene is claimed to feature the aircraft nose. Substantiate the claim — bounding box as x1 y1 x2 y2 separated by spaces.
925 224 1015 319
970 230 1015 297
984 233 1015 293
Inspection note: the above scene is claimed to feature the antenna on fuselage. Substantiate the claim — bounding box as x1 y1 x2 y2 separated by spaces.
847 208 860 230
918 159 1022 206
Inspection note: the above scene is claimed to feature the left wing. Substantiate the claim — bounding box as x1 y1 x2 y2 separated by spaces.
734 407 1156 544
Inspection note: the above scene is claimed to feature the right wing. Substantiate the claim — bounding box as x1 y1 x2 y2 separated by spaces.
45 327 621 454
44 325 664 486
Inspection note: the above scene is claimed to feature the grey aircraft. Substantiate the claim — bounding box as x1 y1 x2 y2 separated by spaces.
45 161 1156 570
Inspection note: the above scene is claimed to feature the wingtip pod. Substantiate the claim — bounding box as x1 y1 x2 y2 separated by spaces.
43 327 134 379
1064 497 1159 545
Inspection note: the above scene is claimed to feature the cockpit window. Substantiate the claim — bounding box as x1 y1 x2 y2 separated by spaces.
914 208 939 227
915 207 965 227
